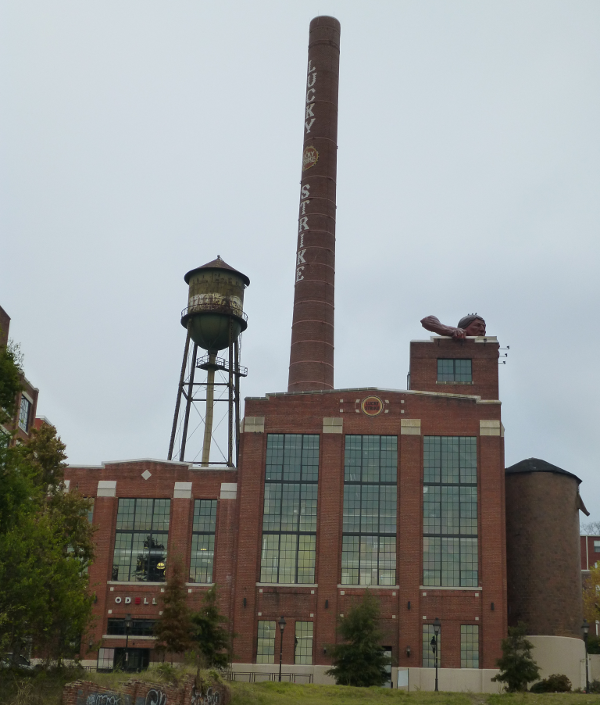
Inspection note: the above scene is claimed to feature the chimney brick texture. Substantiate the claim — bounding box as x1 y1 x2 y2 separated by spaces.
288 17 340 393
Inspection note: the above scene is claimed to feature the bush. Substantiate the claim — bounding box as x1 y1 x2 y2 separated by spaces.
587 635 600 654
589 679 600 693
530 673 572 692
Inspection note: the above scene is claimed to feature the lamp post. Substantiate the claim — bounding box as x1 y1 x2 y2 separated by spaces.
431 617 441 692
124 613 132 672
582 619 590 692
278 616 286 682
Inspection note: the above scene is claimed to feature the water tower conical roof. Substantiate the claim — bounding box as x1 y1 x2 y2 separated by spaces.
184 256 250 286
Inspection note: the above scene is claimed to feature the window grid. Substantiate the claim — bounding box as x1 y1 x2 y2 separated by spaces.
461 625 479 668
18 395 31 432
423 437 478 587
342 436 397 586
422 624 441 668
260 435 319 584
257 621 276 664
437 359 472 383
594 540 600 553
107 619 157 637
190 499 217 583
295 622 313 665
112 499 170 582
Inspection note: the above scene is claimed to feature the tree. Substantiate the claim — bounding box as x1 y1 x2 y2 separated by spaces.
583 561 600 653
582 521 600 536
492 622 540 692
154 559 193 663
325 591 391 687
190 586 232 670
0 423 96 664
0 340 23 427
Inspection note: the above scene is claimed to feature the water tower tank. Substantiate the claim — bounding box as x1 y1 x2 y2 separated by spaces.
181 256 249 353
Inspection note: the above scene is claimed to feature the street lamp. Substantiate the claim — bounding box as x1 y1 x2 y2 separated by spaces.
582 619 590 692
124 613 132 672
431 617 441 692
278 616 286 683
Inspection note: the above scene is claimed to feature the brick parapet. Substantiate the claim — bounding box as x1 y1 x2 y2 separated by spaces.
410 337 499 401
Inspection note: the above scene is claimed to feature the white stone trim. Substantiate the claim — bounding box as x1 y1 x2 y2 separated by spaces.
323 417 343 434
173 481 193 499
101 635 157 641
220 482 237 499
480 420 501 436
419 585 482 591
243 416 265 433
256 582 317 588
401 419 421 435
97 480 116 497
337 584 399 590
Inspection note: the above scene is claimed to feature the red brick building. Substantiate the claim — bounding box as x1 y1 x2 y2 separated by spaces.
67 334 508 688
581 535 600 573
0 304 39 445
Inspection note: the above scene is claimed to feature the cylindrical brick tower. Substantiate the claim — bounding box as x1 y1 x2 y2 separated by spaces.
287 16 340 392
505 458 585 638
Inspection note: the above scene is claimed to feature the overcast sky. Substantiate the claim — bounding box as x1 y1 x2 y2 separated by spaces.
2 1 599 522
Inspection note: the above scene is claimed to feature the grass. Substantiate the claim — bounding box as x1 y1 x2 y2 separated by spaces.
227 682 600 705
1 670 600 705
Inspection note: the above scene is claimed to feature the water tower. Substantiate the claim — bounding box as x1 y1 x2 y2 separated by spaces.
167 256 249 467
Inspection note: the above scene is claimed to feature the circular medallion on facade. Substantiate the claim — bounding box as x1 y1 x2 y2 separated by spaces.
302 145 319 171
361 396 383 416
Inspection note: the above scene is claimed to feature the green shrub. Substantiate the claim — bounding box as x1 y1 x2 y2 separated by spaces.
530 673 571 692
587 635 600 654
589 678 600 693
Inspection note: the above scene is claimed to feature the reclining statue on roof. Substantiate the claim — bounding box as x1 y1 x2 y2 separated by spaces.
420 314 486 339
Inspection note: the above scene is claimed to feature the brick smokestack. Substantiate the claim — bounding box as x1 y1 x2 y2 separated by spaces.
287 16 340 393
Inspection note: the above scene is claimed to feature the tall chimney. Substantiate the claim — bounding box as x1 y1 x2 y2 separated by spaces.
287 16 340 393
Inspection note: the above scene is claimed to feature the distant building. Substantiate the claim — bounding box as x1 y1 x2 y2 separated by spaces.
0 304 39 444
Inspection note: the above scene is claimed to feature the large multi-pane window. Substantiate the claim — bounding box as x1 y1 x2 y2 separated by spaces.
112 499 170 582
107 619 156 637
423 437 478 587
18 395 31 432
260 435 319 584
437 359 472 383
190 500 217 583
341 436 397 586
295 622 313 664
461 625 479 668
422 624 441 668
256 621 276 663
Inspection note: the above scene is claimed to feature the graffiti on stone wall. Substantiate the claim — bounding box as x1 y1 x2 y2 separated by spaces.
86 692 131 705
190 685 221 705
144 689 167 705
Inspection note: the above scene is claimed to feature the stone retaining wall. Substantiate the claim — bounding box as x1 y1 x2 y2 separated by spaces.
62 676 229 705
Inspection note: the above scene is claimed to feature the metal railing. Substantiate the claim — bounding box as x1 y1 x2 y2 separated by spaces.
181 303 248 324
226 671 313 684
196 354 248 377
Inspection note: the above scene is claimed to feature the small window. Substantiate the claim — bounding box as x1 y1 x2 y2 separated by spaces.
190 500 217 583
422 624 441 668
437 359 472 383
594 540 600 553
295 622 313 664
97 648 115 671
257 621 276 664
461 624 479 668
18 395 31 432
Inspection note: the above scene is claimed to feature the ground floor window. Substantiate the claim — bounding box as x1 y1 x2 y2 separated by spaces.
461 624 479 668
106 618 156 637
97 647 150 672
422 624 441 668
294 622 313 664
256 621 276 664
